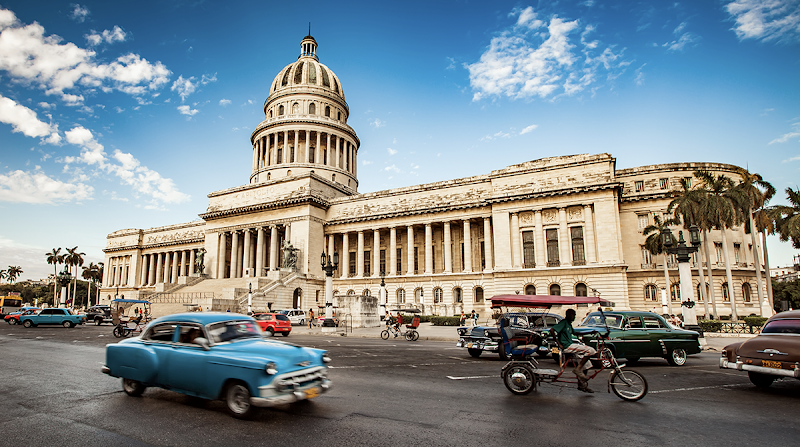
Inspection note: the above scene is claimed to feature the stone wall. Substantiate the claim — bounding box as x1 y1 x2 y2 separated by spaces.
334 294 379 328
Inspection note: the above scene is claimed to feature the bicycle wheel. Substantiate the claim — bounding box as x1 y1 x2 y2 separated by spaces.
502 363 536 395
411 330 419 341
380 330 390 340
113 325 125 338
609 369 648 401
405 331 414 341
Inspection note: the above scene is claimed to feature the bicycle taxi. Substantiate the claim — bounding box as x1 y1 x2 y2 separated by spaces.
492 294 648 401
111 299 151 338
381 308 421 341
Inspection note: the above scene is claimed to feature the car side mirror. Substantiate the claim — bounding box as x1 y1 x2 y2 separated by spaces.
194 337 211 350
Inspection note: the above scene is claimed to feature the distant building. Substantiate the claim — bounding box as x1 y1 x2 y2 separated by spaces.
100 34 768 319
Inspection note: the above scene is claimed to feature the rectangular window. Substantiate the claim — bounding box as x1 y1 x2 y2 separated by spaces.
480 241 486 270
571 226 586 265
659 178 668 190
638 214 649 230
289 146 295 163
522 230 535 268
684 177 692 188
346 147 350 171
309 147 315 163
733 243 741 264
380 249 386 274
349 251 356 276
431 246 436 273
277 148 283 164
396 248 402 274
413 247 419 274
460 242 465 271
323 148 327 165
715 242 724 265
546 229 560 267
364 251 371 277
641 246 653 266
635 180 644 192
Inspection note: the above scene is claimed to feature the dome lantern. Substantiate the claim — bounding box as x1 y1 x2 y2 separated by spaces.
301 25 318 61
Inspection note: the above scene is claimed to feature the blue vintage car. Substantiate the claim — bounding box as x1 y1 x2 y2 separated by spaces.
102 312 331 418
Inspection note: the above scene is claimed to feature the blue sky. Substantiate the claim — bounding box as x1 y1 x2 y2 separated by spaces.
1 0 799 280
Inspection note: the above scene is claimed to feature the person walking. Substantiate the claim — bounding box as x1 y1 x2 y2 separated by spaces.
459 312 466 326
308 309 315 328
471 310 477 326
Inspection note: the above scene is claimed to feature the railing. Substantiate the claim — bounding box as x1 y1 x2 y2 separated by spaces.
547 261 561 267
703 322 762 334
572 260 586 266
641 263 656 269
148 292 216 303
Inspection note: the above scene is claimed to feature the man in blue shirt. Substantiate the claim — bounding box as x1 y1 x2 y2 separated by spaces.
550 309 596 393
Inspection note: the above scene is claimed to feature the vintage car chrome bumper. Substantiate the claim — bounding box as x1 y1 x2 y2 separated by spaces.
456 338 499 352
719 357 800 378
252 366 331 407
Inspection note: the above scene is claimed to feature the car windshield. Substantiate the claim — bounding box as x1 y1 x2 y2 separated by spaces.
581 313 624 328
276 314 290 321
761 319 800 334
207 320 262 343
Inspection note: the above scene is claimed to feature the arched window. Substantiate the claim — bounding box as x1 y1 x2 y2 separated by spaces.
549 284 561 296
453 287 462 303
742 283 752 302
331 174 336 182
722 283 730 302
287 170 292 176
267 173 270 180
363 289 371 297
474 286 484 302
325 106 331 117
309 103 316 115
415 288 423 303
338 111 342 121
278 105 284 115
433 287 443 303
292 103 299 114
269 109 273 118
670 283 681 302
397 288 406 304
575 283 587 297
347 289 355 295
696 282 708 302
644 284 658 301
525 284 536 295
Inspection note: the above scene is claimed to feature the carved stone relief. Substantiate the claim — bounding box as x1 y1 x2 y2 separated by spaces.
542 209 558 224
567 206 583 221
144 229 205 245
519 212 534 225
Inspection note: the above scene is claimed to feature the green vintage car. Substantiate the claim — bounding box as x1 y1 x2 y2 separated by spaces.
575 311 701 366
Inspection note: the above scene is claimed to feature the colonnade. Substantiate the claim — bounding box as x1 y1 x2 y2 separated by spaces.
215 224 288 279
138 248 199 287
252 129 357 177
106 255 131 287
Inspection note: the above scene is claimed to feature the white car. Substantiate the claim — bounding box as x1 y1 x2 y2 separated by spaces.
277 309 307 325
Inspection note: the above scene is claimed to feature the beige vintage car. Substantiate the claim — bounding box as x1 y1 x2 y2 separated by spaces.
720 310 800 387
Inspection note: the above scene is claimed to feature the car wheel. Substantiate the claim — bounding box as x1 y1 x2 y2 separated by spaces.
63 321 73 328
748 371 776 388
22 320 33 328
281 332 290 337
9 319 16 325
225 382 254 419
95 318 103 326
122 378 146 397
299 319 305 326
468 348 482 358
666 348 687 366
266 328 275 336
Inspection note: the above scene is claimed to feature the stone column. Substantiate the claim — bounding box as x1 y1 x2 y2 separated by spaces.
483 217 493 271
171 251 179 283
285 223 291 243
316 131 321 164
325 133 331 166
357 230 365 277
242 229 251 276
218 232 228 278
140 255 149 286
342 232 350 278
511 212 521 268
269 226 278 271
155 252 164 284
335 136 341 169
373 229 380 276
305 130 310 162
558 208 571 266
463 219 472 272
147 254 155 285
189 249 196 275
583 205 596 263
117 257 124 286
425 223 433 274
256 227 265 277
407 226 415 274
535 210 545 268
443 221 452 273
231 231 240 278
389 227 397 276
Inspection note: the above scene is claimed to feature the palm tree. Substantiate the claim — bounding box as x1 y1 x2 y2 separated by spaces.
733 167 775 314
0 269 6 283
771 187 800 248
668 177 712 319
65 247 85 308
754 207 777 309
82 263 97 308
695 170 747 321
643 214 681 314
96 262 104 301
6 265 23 283
46 248 63 301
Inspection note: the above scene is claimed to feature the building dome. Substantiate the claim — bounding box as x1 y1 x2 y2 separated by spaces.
268 35 346 101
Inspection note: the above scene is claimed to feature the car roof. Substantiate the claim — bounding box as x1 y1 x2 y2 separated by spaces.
768 310 800 320
585 310 662 317
151 312 255 325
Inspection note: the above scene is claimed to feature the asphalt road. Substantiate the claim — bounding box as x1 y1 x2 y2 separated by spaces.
1 322 798 447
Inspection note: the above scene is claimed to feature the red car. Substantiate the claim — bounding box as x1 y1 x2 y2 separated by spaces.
253 313 292 336
4 308 40 325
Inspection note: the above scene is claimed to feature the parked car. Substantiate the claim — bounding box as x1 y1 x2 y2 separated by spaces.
102 312 331 418
576 310 701 366
277 309 307 325
20 308 86 328
253 313 292 336
4 307 40 325
86 305 113 325
456 312 563 358
719 310 800 387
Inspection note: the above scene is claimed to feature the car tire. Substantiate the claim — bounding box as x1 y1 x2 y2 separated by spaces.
63 321 73 328
266 328 275 336
225 381 254 419
468 348 482 358
748 371 776 388
9 319 15 325
299 319 305 326
95 318 103 326
666 348 687 366
281 332 290 337
22 319 33 328
122 378 146 397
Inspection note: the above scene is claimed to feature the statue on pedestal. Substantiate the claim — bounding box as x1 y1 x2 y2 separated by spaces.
195 248 206 273
282 240 298 269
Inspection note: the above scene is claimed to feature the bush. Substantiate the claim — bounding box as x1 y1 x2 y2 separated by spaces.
429 316 463 326
744 316 768 328
699 320 723 332
719 315 731 321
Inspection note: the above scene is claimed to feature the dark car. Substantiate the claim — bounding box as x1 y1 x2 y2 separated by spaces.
86 305 112 325
719 310 800 387
456 312 563 358
576 311 701 366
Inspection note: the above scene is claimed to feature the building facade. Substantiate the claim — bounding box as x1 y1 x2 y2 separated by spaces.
101 35 767 320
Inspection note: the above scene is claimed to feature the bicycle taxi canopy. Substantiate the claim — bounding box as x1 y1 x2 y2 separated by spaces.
490 295 614 309
111 299 151 325
389 308 422 313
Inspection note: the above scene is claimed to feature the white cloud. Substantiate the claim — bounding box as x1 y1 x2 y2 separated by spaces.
0 169 93 203
0 94 61 144
663 32 699 51
171 73 217 102
387 148 397 155
384 164 401 173
370 118 385 128
0 8 171 104
725 0 800 43
219 99 232 106
634 64 646 86
362 160 373 165
520 124 538 134
70 4 89 23
177 105 199 116
467 7 628 101
782 155 800 162
770 125 800 144
86 26 127 46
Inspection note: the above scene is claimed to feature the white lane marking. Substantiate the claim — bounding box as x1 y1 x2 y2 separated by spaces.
447 375 495 380
649 383 751 394
329 361 470 369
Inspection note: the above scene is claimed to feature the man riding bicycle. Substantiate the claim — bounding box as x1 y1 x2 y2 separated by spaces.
550 309 596 393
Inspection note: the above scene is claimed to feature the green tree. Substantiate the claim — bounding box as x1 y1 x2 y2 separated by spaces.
82 262 101 307
46 248 63 302
6 266 23 284
643 214 681 314
65 247 85 308
771 187 800 249
771 279 800 311
0 269 6 284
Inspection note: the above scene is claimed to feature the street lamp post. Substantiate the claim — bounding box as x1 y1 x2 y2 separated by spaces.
321 251 339 332
661 224 702 329
57 269 71 308
379 270 387 319
248 283 252 315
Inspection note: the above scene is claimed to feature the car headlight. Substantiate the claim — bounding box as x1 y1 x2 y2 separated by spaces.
322 352 331 363
265 362 278 375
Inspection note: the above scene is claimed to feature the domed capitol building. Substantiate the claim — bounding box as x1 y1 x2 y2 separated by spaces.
100 34 765 321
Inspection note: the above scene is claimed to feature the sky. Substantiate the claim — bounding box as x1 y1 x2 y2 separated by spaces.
0 0 799 281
